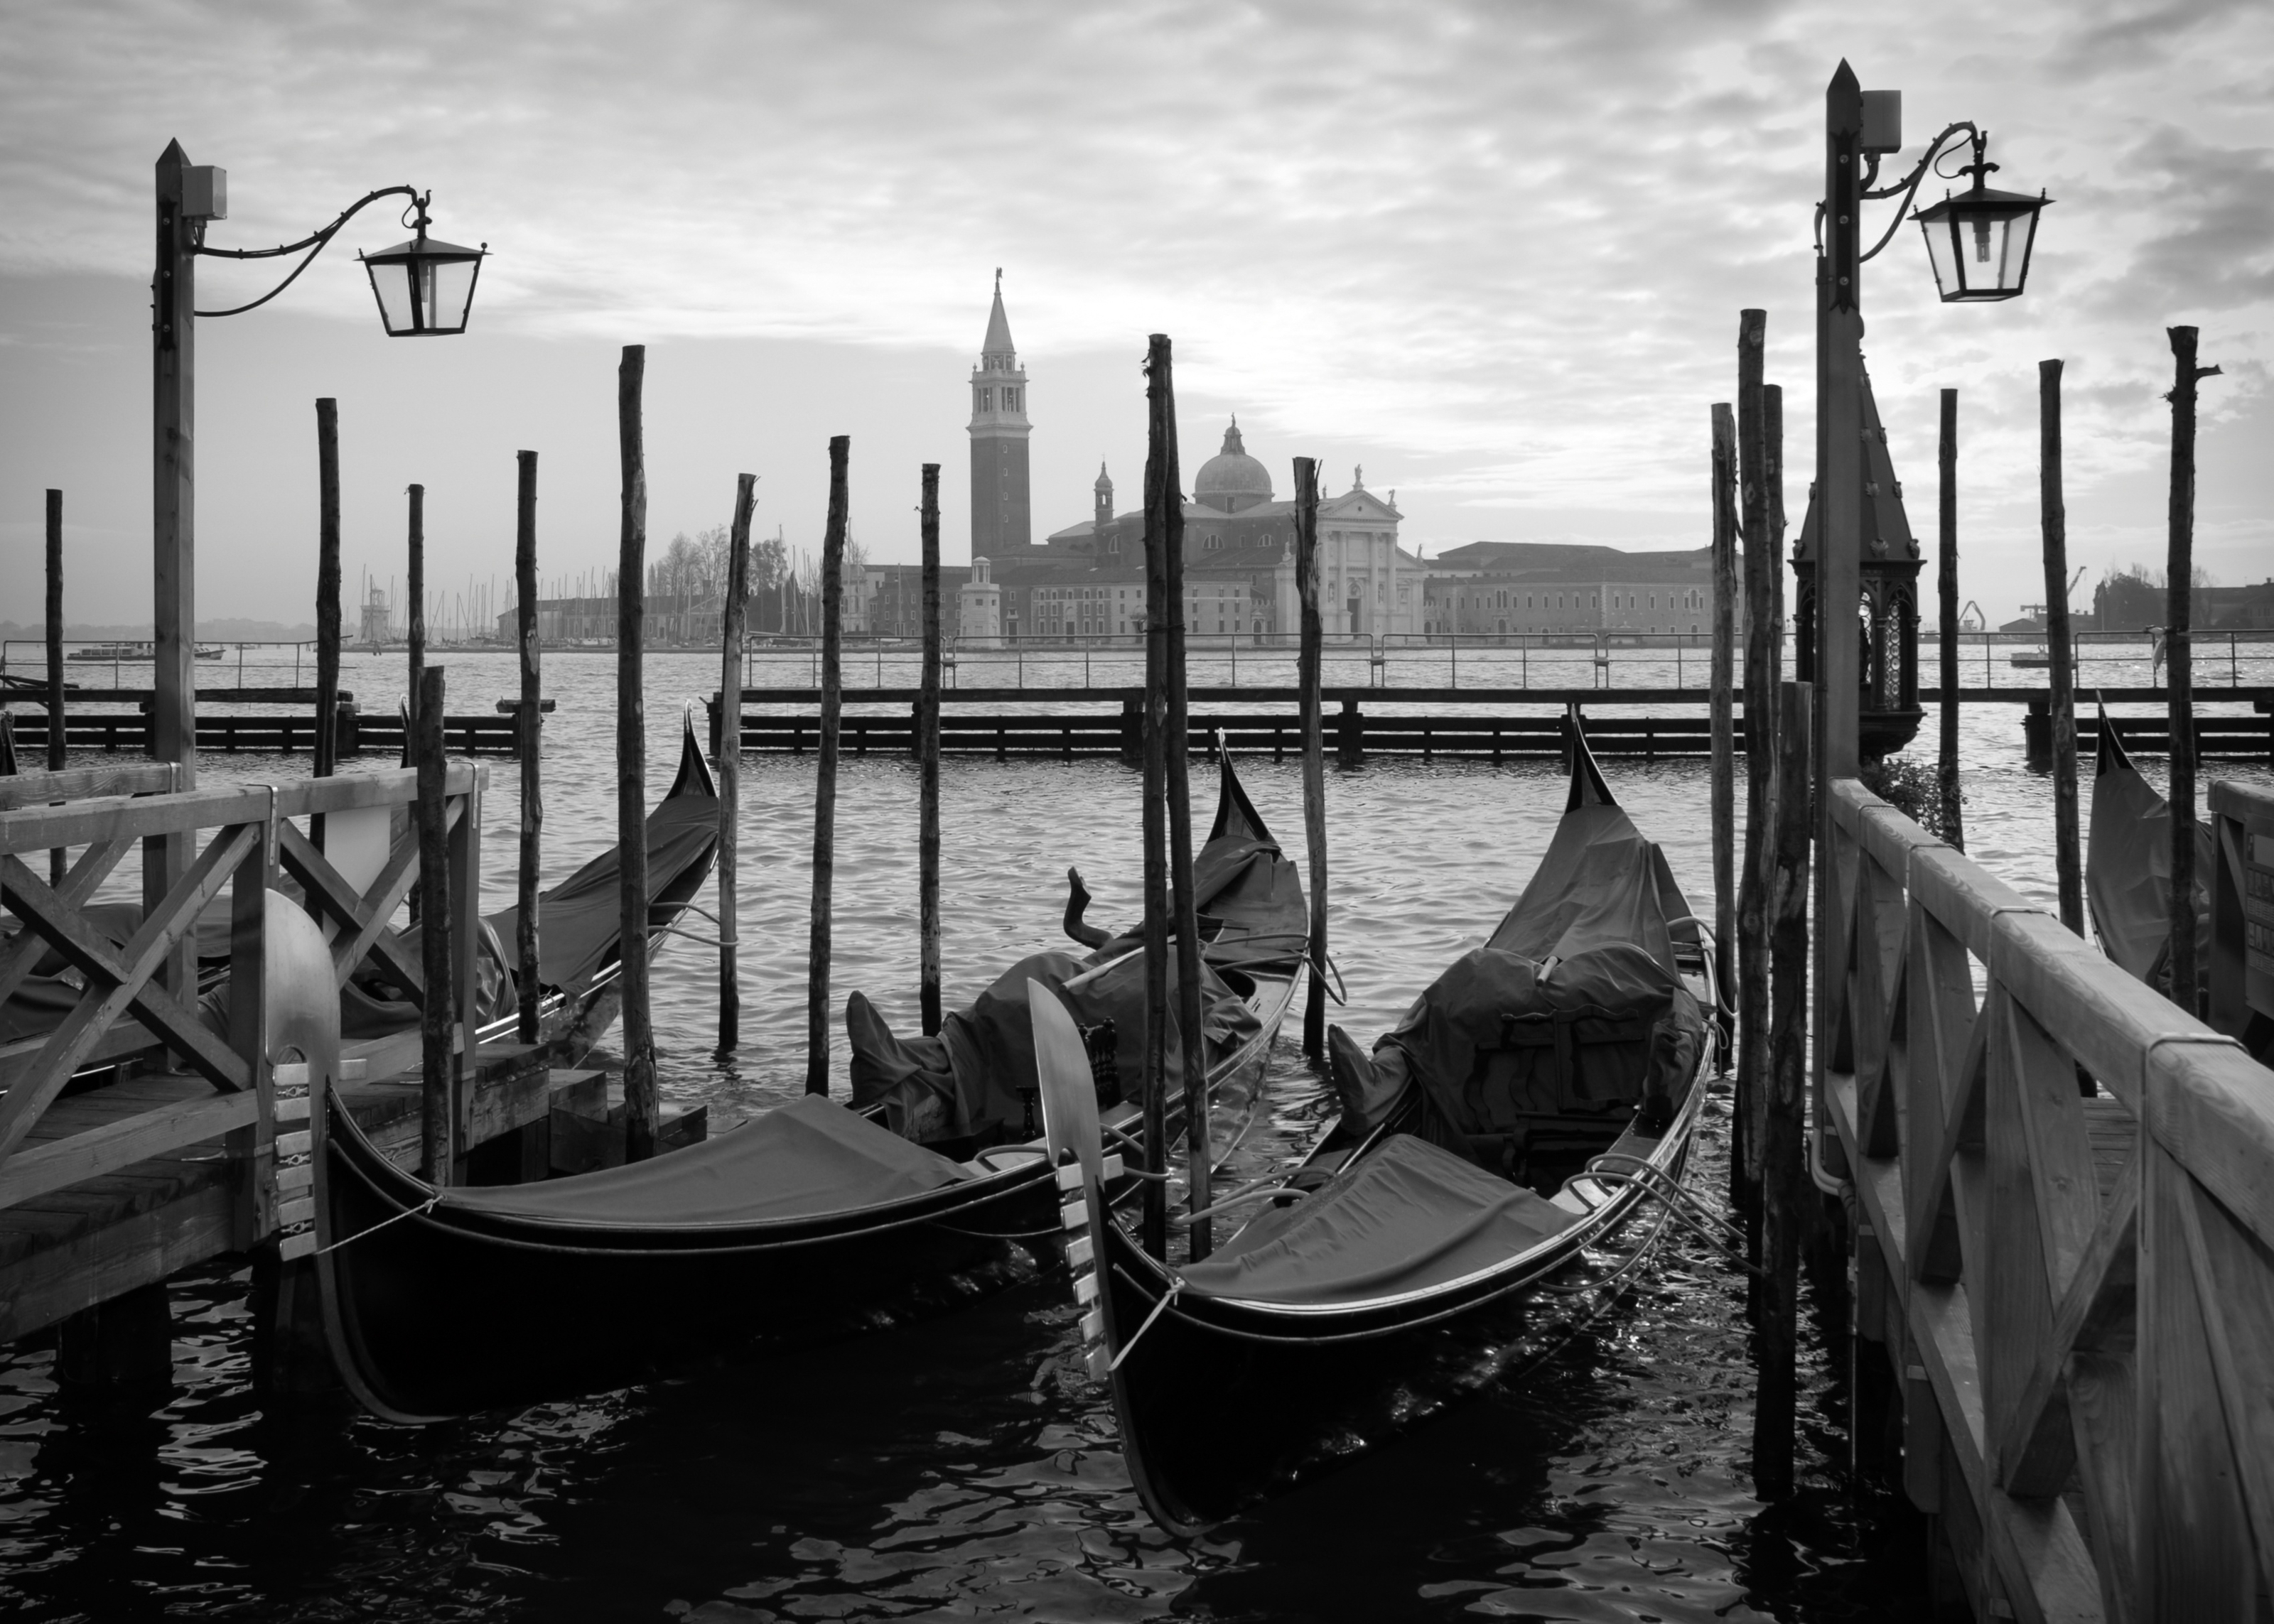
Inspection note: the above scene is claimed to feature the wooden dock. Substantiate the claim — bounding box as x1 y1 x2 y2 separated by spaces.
1 693 529 758
708 684 2274 765
0 761 694 1372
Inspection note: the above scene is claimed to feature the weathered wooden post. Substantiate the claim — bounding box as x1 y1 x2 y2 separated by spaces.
805 436 848 1094
1710 402 1737 1046
2039 362 2084 936
918 462 944 1036
1140 339 1174 1260
1937 389 1963 851
514 453 541 1042
1735 312 1774 1224
1756 676 1813 1498
149 144 198 1004
616 345 659 1159
406 482 426 740
718 472 755 1053
45 489 65 882
1294 458 1328 1063
2166 325 2220 1013
314 399 342 780
415 664 453 1184
1151 337 1212 1260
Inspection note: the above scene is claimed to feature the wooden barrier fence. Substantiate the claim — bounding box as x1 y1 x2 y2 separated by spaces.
0 763 482 1343
1821 774 2274 1618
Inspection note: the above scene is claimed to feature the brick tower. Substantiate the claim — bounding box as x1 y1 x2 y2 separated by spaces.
967 269 1031 557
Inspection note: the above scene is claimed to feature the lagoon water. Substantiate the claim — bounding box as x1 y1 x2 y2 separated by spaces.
3 644 2268 1620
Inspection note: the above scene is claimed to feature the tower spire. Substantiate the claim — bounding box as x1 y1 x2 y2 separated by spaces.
969 271 1031 555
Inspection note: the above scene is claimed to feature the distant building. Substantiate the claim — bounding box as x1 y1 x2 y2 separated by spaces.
959 557 1003 647
1423 542 1740 637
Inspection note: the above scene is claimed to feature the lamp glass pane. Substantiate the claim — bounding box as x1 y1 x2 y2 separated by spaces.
1919 212 1961 300
367 261 419 335
426 258 479 333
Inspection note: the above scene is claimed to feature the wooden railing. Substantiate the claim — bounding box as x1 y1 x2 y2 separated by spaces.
0 765 481 1333
1821 774 2274 1618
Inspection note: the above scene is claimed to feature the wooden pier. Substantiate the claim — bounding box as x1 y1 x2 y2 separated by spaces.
0 689 531 758
0 761 690 1367
1822 772 2274 1615
709 684 2274 766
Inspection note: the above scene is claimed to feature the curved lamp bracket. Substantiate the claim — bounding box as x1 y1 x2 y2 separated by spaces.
193 185 425 319
1856 121 1983 263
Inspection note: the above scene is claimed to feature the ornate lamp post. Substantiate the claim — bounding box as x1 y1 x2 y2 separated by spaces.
1801 65 2049 774
151 141 487 792
149 141 484 990
1802 65 2047 1196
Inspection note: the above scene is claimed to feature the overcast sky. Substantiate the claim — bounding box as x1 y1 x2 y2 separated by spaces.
2 0 2268 631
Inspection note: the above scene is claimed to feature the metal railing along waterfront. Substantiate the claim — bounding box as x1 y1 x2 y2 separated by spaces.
1821 774 2274 1613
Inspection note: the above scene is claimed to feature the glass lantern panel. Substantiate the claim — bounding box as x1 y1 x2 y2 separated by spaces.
368 261 419 335
426 258 480 333
1920 212 1962 301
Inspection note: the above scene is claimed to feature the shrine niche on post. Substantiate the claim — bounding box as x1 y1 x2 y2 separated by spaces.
1793 357 1923 760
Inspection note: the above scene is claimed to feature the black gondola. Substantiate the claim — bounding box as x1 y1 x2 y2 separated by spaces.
308 749 1307 1422
1034 713 1718 1533
2086 704 2209 996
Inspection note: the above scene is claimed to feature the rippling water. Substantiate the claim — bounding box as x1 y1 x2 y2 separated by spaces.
5 646 2268 1620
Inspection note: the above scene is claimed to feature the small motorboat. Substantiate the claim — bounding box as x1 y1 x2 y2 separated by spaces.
2010 647 2050 668
1037 710 1717 1533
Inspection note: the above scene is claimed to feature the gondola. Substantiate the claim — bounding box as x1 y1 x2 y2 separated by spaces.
2085 703 2209 1000
309 749 1307 1422
1035 713 1716 1533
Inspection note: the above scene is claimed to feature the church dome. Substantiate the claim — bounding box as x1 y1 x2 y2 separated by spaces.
1194 418 1272 512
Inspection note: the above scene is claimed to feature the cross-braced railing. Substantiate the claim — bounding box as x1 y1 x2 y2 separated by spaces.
0 766 481 1302
1822 774 2274 1618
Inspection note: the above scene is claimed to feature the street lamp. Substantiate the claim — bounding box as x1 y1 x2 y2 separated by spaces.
146 140 485 995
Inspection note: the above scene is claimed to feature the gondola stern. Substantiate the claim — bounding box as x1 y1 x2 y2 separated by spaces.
671 703 718 801
1206 739 1273 845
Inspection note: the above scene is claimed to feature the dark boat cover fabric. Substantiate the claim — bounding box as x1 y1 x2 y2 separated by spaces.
488 790 720 994
1178 1132 1578 1306
1330 776 1700 1151
847 943 1257 1140
435 1093 969 1228
2086 722 2211 989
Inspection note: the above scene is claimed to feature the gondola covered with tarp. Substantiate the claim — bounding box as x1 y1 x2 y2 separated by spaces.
1037 713 1717 1533
311 750 1306 1422
2086 705 2210 1001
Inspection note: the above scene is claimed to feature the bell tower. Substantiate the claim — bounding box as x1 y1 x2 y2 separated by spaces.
967 269 1032 557
1093 462 1115 553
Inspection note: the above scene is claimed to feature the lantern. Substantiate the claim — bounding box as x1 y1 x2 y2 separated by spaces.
1913 176 2050 303
359 205 487 336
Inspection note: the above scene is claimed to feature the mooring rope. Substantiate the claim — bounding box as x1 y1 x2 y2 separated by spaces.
311 1194 442 1257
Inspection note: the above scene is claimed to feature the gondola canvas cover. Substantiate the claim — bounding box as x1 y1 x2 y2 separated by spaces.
488 791 719 993
435 1093 969 1226
1176 1132 1578 1306
2087 724 2211 987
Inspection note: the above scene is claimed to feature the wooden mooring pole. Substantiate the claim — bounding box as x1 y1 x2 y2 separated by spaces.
2039 362 2084 937
1152 336 1212 1260
1755 675 1812 1498
1936 390 1963 852
45 489 64 883
407 482 426 740
804 435 848 1095
719 472 755 1053
1140 338 1173 1260
514 453 541 1043
1734 311 1772 1228
2165 325 2219 1014
1294 457 1328 1064
415 664 452 1183
1708 403 1737 1051
314 399 341 783
617 345 659 1159
918 463 944 1036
